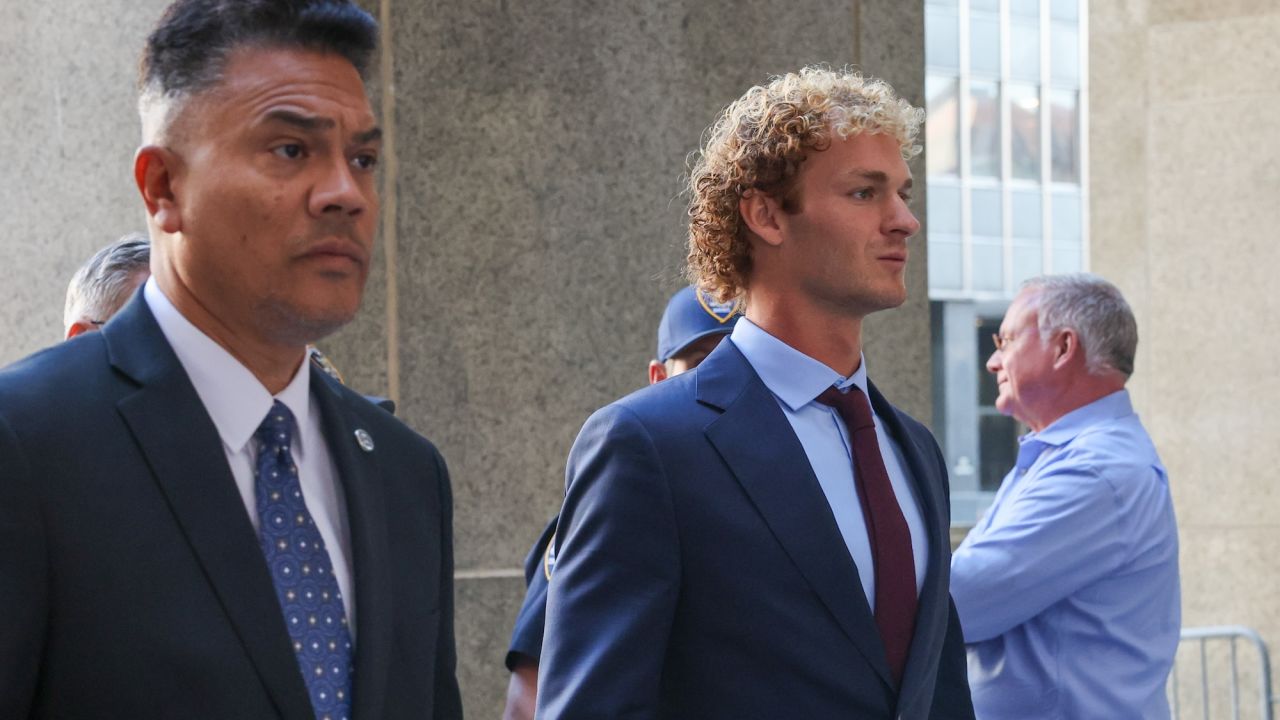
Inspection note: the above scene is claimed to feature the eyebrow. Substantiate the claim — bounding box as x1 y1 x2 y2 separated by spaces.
262 110 382 144
841 168 913 190
263 110 335 131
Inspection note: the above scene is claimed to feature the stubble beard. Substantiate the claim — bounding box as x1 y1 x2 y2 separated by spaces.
255 294 359 347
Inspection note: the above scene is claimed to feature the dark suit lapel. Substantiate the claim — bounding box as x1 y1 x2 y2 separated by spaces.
309 374 393 720
866 382 949 708
105 295 314 720
698 342 894 688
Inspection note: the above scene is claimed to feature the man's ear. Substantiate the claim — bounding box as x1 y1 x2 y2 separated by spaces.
738 189 786 248
65 321 94 340
135 145 182 234
648 360 669 386
1052 328 1081 370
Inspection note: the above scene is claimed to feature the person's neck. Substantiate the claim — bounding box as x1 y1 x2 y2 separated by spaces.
744 290 865 377
155 271 306 395
1027 376 1126 432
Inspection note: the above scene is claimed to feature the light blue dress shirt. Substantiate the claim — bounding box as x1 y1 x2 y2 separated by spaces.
730 319 928 606
951 390 1180 719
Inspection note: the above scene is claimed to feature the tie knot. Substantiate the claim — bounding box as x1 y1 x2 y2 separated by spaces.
255 400 297 450
815 385 876 432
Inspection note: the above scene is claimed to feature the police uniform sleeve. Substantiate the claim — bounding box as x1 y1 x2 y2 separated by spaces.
505 517 557 670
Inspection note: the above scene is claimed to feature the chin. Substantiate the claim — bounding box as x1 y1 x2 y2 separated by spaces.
864 287 908 312
260 297 360 345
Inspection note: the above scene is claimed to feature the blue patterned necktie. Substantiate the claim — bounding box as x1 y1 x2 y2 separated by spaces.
255 401 354 720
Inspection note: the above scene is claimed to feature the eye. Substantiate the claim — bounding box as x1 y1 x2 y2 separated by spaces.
272 143 305 160
899 191 914 204
352 152 379 171
850 187 874 200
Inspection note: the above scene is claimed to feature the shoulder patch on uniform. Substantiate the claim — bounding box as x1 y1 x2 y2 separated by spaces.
543 531 558 581
309 347 345 385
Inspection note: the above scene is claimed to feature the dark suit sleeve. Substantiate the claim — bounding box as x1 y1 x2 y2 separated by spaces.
930 597 976 719
0 411 46 717
536 404 680 719
927 435 975 720
431 449 465 719
505 519 556 670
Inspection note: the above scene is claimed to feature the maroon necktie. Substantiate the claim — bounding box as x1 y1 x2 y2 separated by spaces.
816 385 918 685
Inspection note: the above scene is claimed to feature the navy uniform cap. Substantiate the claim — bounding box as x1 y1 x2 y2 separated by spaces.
656 285 742 362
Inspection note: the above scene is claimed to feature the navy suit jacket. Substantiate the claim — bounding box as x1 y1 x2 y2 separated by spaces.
538 340 973 719
0 293 463 719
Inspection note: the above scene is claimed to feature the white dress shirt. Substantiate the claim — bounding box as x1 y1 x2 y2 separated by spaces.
144 278 356 634
731 318 929 606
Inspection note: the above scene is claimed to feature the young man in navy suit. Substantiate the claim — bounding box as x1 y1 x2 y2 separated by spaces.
0 1 461 718
538 67 974 719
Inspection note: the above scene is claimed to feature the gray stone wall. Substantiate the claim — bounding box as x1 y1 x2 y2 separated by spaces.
0 1 928 715
0 0 170 361
1090 0 1280 709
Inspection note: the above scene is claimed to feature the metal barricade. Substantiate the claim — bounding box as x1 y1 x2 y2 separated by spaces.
1170 626 1276 720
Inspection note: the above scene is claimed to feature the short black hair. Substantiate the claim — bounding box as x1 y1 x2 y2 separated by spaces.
140 0 378 100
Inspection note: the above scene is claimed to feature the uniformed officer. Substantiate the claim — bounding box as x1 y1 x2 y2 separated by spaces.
502 285 742 720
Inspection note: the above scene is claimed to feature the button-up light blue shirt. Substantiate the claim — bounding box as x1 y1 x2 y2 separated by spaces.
731 319 928 606
951 390 1180 719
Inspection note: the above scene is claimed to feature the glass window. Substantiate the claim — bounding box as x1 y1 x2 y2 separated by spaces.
927 0 1088 525
971 188 1002 236
926 76 961 177
972 237 1003 291
1012 241 1043 285
1008 84 1041 180
1051 23 1080 86
977 321 1000 405
1053 246 1082 273
1052 192 1081 243
926 7 961 71
979 413 1019 490
1010 0 1039 18
969 82 1001 178
929 184 962 234
970 11 1001 77
1011 190 1042 238
1050 89 1079 182
929 235 964 291
1051 0 1079 21
1009 18 1041 82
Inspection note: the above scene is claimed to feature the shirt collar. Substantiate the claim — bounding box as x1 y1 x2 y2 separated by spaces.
1016 389 1134 466
144 277 312 457
729 317 867 411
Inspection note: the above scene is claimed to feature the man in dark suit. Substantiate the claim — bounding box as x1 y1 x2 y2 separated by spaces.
537 67 974 719
0 1 461 718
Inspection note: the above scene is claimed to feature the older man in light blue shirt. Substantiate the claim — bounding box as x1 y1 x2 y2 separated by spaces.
951 274 1180 719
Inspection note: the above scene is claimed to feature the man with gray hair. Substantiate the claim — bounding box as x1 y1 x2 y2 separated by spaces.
950 273 1180 719
63 233 151 339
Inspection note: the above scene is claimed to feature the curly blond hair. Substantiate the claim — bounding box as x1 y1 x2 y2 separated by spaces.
685 66 924 302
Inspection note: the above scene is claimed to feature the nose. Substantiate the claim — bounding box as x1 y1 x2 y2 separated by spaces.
309 155 369 219
886 194 921 238
986 349 1002 374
